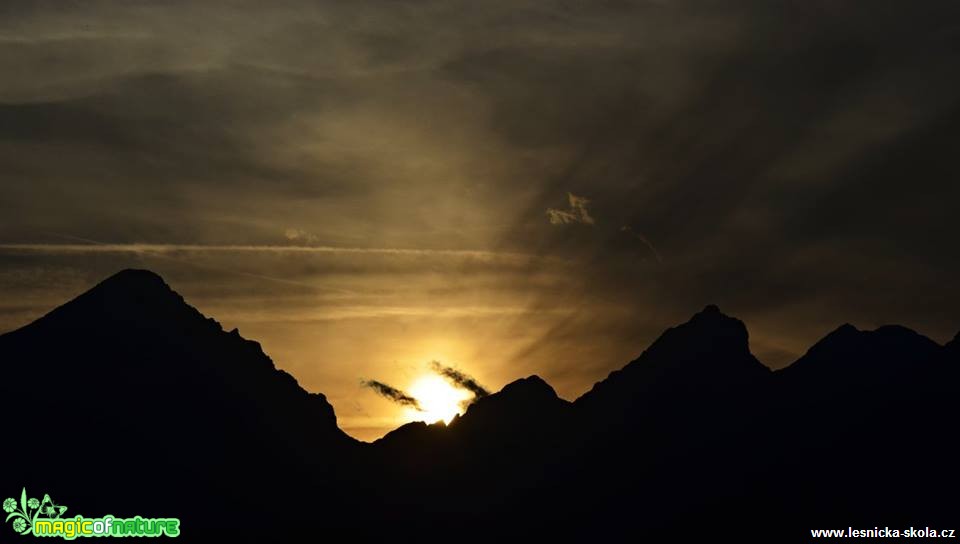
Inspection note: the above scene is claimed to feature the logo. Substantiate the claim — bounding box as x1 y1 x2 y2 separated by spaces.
3 488 180 539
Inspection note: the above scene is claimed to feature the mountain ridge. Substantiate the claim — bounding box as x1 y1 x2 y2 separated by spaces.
2 269 958 540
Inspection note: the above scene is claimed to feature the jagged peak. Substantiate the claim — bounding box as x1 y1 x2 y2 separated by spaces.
1 268 350 442
454 375 568 429
640 304 755 365
834 323 859 335
498 375 558 400
783 321 941 377
574 305 767 408
807 323 932 355
683 304 747 336
374 419 448 447
696 304 722 317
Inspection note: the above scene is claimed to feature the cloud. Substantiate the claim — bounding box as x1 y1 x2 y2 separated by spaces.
545 209 578 225
546 193 594 226
620 226 663 263
2 0 960 439
361 380 422 410
284 228 320 244
429 361 489 400
0 242 544 262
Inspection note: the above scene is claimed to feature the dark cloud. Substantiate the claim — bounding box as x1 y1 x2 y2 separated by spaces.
361 380 422 411
430 361 489 400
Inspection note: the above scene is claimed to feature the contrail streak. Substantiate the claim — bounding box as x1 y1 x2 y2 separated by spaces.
0 241 540 261
27 234 337 290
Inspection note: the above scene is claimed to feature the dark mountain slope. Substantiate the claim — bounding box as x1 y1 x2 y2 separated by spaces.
561 306 777 535
946 330 960 358
768 323 958 528
366 375 575 533
576 304 771 425
778 323 942 392
0 270 360 538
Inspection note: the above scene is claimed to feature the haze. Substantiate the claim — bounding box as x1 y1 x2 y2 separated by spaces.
1 1 958 440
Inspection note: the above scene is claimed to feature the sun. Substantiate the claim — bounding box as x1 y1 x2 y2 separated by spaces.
406 375 472 424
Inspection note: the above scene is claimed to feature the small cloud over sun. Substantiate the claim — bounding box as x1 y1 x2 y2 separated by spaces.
362 361 491 426
405 375 472 424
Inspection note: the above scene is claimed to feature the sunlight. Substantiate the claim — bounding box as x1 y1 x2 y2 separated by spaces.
405 374 472 424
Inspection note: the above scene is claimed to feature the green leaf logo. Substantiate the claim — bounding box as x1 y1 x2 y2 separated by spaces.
3 488 66 536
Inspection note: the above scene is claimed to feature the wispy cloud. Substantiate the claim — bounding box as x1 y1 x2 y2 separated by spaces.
620 226 663 263
546 193 595 226
430 361 489 400
361 380 422 410
284 228 320 244
0 243 537 261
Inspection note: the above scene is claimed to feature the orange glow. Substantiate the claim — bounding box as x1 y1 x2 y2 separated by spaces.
405 375 472 424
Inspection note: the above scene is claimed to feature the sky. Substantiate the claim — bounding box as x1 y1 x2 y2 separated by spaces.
1 1 959 440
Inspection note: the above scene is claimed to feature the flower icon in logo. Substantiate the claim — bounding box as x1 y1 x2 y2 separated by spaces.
4 488 69 536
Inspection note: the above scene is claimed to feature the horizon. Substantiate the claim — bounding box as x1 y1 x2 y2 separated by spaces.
2 266 955 441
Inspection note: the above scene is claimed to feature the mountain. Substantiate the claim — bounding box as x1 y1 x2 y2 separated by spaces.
0 270 361 538
365 375 575 530
778 323 942 392
449 375 571 437
576 304 770 424
2 269 959 541
572 304 773 480
946 330 960 357
769 322 958 528
560 306 776 534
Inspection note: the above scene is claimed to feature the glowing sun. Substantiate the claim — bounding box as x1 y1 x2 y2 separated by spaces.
406 375 472 424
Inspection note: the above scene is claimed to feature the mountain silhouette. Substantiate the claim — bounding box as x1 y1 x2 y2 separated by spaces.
780 323 942 390
0 270 361 538
769 321 959 529
944 330 959 356
1 270 958 541
576 304 770 432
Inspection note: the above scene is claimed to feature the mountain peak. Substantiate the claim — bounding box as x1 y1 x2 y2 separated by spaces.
804 323 934 357
575 305 768 413
451 375 569 435
782 322 941 380
84 268 183 306
0 268 351 442
639 304 757 368
28 268 215 336
698 303 722 316
374 420 447 449
498 375 558 400
100 268 169 288
830 322 859 336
